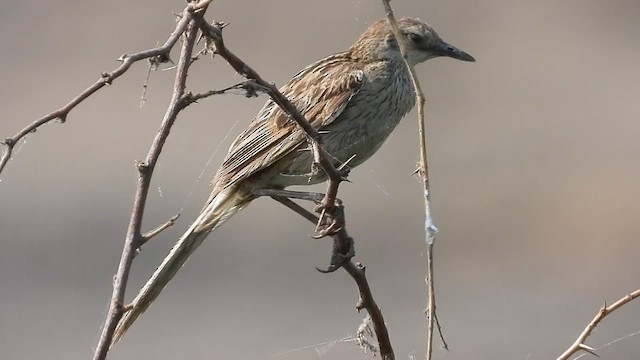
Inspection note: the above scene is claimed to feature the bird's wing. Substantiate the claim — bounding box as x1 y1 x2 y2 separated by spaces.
213 53 364 190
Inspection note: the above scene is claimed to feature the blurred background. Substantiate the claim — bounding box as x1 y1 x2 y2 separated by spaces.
1 1 639 359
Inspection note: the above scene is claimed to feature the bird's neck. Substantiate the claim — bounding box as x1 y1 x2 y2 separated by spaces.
363 59 416 112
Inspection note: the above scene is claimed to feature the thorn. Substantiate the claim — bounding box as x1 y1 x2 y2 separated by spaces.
196 31 205 45
117 53 129 62
214 20 229 29
578 343 599 357
311 207 328 238
338 154 357 170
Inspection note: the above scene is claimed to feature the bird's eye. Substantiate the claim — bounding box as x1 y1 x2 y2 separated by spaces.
408 33 422 44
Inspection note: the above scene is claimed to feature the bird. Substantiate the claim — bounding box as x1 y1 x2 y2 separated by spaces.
112 17 474 344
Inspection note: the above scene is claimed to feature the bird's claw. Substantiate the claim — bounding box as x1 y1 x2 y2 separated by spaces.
315 264 340 273
312 201 345 238
312 218 344 238
313 197 343 213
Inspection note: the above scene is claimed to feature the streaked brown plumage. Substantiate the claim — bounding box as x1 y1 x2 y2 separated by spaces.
112 17 474 344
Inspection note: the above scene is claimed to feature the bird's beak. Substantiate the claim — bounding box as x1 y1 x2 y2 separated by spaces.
434 41 475 62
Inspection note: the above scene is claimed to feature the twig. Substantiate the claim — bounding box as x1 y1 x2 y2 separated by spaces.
272 198 395 360
0 6 195 176
139 42 162 108
140 213 181 247
557 288 640 360
379 2 441 359
179 80 266 108
433 311 449 350
91 10 201 360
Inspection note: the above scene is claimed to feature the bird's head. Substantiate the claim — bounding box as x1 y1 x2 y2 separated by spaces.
350 17 475 65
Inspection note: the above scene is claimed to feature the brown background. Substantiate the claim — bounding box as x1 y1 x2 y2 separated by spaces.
1 1 639 359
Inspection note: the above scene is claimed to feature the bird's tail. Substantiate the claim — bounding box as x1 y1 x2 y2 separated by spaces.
111 185 253 346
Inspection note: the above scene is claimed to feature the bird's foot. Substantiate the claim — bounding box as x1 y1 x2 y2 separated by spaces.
313 203 354 273
312 199 344 238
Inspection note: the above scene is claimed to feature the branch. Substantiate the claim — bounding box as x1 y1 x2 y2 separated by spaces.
557 289 640 360
272 198 395 360
179 80 267 108
379 2 441 359
343 260 394 359
91 8 201 360
0 5 196 176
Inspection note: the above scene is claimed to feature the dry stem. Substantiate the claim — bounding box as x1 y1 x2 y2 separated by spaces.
380 1 440 359
0 6 195 176
557 288 640 360
92 7 200 360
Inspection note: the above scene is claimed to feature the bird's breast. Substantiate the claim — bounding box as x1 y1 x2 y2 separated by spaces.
323 65 416 167
271 63 416 187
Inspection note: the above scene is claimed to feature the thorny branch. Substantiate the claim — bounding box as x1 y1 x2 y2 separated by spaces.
92 6 201 360
92 2 355 358
380 1 441 360
557 289 640 360
0 6 194 176
272 196 395 360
